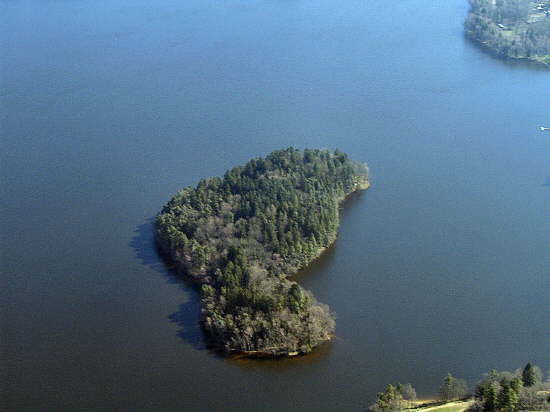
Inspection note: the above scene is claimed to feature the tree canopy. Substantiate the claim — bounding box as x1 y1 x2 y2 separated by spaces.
440 373 468 401
156 147 369 356
465 0 550 66
369 383 417 412
372 363 550 412
472 364 550 411
522 362 541 387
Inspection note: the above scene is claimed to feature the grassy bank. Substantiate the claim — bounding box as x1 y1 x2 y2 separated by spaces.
410 399 474 412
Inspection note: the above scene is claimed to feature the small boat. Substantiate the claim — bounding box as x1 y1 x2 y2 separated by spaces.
540 127 550 131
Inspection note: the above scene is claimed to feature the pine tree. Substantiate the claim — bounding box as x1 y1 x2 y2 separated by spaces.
496 381 519 412
509 376 522 393
522 363 537 387
482 383 497 412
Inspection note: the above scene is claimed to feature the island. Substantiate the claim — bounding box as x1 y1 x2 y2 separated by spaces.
156 147 370 357
464 0 550 67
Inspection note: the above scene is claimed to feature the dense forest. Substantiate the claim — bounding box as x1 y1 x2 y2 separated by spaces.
156 148 369 356
370 363 550 411
470 363 550 412
464 0 550 66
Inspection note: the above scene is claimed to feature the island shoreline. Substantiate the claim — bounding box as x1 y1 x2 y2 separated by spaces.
156 148 370 358
228 181 371 359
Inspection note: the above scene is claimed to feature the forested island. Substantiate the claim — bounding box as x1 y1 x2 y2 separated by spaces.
156 148 370 356
465 0 550 66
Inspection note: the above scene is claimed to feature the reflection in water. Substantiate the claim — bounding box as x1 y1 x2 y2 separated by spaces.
228 340 334 371
129 219 206 351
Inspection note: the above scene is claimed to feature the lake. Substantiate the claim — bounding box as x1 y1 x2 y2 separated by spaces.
1 0 549 410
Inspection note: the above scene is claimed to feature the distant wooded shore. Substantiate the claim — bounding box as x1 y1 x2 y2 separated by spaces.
465 0 550 67
370 363 550 412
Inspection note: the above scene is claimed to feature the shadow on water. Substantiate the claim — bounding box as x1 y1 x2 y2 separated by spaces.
129 218 340 365
228 339 335 370
128 188 368 364
129 218 207 351
293 188 367 282
543 177 550 187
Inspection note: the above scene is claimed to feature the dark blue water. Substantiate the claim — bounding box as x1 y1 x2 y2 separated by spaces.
2 0 549 410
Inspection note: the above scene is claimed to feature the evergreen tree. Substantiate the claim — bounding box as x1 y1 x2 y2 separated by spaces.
509 376 522 394
496 381 519 412
483 383 498 412
522 363 537 387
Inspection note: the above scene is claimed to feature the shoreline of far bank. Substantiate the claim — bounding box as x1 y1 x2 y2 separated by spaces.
464 0 550 69
465 31 550 68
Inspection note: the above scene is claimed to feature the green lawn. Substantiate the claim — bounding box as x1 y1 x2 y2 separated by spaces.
424 405 468 412
412 400 473 412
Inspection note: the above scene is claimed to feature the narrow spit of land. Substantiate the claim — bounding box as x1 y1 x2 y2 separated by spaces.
156 147 369 357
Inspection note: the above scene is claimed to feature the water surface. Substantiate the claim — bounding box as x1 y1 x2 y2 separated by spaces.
1 0 549 410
